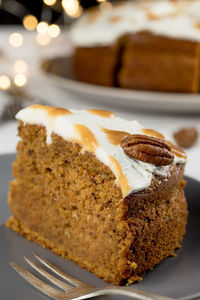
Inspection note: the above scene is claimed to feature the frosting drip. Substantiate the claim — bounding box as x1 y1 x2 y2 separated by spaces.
87 109 116 118
16 105 186 198
101 127 130 145
74 124 99 152
142 128 165 139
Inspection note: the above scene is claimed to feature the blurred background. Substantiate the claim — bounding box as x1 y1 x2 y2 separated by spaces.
0 0 114 93
0 0 112 25
0 0 199 182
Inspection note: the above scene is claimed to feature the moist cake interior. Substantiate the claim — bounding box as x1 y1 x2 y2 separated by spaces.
7 106 188 285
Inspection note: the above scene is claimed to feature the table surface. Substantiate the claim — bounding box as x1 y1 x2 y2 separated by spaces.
0 26 199 182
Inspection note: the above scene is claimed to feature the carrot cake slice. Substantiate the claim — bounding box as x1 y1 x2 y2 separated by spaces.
6 105 188 285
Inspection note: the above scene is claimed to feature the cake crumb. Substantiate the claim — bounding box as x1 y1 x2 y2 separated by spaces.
126 275 143 286
173 127 199 148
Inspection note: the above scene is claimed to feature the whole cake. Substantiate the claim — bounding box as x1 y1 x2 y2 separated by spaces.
70 0 200 93
7 105 188 285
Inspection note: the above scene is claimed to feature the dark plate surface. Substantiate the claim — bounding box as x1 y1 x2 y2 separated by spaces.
1 154 200 300
40 56 200 114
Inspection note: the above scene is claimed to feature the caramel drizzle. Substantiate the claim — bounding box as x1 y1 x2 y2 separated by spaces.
195 23 200 31
147 11 178 20
167 140 187 159
31 105 72 116
74 124 99 152
147 11 162 20
142 128 186 160
142 128 165 140
30 104 44 109
146 4 179 21
88 109 116 118
46 107 72 117
109 155 130 197
109 16 123 23
30 105 72 131
102 127 130 145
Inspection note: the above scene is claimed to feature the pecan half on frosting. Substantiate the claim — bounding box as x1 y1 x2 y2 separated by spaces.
120 134 174 166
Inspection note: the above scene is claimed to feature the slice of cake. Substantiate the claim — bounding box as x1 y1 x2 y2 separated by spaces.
118 32 200 93
6 105 188 285
73 45 121 87
70 0 200 93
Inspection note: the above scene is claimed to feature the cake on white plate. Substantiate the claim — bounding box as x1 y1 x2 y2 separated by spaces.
70 0 200 93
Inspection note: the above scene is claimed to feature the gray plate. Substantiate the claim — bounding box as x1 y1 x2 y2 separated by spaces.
40 56 200 114
0 154 200 300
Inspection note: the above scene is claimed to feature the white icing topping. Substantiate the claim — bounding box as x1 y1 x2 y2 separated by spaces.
70 0 200 47
16 106 186 198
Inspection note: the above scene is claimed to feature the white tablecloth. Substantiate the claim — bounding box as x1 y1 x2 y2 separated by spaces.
0 27 199 182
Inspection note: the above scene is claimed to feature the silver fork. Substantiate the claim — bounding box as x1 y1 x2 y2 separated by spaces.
10 253 175 300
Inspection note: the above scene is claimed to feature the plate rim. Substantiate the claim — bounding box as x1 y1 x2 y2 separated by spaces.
39 55 200 113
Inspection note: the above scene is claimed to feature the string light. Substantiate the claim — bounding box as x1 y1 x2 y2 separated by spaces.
0 75 11 90
43 0 56 6
62 0 82 18
14 60 28 73
36 33 51 46
37 22 49 35
23 15 38 31
9 33 24 48
48 24 60 38
14 74 27 87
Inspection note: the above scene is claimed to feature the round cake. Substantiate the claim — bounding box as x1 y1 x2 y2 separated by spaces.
70 0 200 93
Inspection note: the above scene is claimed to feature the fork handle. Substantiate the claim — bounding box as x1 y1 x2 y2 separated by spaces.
92 286 175 300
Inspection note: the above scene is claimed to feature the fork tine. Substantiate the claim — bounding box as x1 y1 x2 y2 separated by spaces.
10 262 62 300
33 253 84 287
24 256 72 292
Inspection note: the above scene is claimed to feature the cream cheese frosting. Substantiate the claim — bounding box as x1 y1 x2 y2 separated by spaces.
16 105 186 198
70 0 200 47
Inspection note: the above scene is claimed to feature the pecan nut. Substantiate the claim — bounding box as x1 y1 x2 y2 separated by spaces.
120 134 174 166
174 127 199 148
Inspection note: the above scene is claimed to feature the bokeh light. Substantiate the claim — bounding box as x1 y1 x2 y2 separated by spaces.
48 24 60 38
43 0 56 5
23 15 38 31
0 75 11 90
14 74 27 87
9 33 24 48
14 60 28 73
62 0 83 18
37 22 49 35
36 33 51 46
97 0 106 2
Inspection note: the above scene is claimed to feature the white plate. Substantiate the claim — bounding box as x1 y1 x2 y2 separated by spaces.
40 56 200 114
